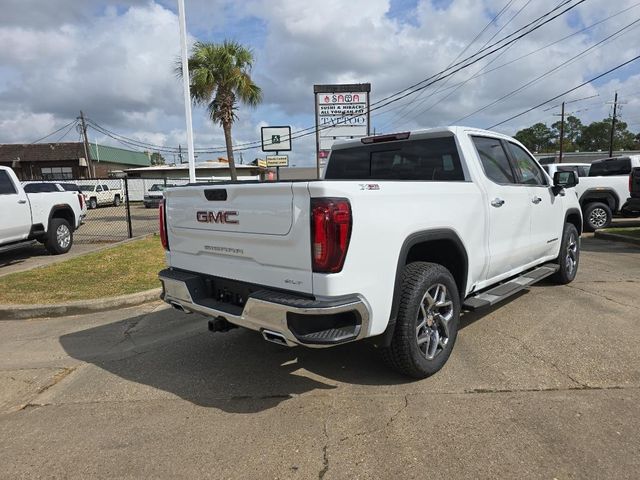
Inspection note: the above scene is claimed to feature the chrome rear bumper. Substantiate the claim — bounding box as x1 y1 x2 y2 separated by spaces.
159 268 370 348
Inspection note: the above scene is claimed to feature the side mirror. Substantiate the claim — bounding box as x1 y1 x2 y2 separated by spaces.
552 171 578 195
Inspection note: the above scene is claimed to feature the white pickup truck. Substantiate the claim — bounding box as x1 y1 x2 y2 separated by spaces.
78 182 123 209
0 166 84 255
575 155 640 230
158 127 582 378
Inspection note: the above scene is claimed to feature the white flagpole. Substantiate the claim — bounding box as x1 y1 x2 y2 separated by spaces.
177 0 196 183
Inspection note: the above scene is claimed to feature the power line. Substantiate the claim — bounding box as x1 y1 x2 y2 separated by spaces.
456 17 640 123
487 54 640 129
53 121 79 143
29 119 78 144
382 0 535 131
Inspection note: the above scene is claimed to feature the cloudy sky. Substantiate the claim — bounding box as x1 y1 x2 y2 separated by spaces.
1 0 639 165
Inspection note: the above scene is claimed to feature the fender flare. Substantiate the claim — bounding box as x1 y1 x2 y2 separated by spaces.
579 188 620 212
564 207 583 234
48 204 76 232
376 229 469 347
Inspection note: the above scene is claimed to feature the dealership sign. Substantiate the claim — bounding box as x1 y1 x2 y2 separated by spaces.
314 83 371 161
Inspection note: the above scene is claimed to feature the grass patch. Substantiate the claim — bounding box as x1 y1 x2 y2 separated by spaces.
0 236 166 304
601 227 640 239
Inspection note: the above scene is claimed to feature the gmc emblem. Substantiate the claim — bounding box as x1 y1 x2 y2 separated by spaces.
196 210 239 224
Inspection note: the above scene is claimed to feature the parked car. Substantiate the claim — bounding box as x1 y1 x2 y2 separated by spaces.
78 183 123 209
1 167 84 255
542 163 590 178
621 167 640 216
144 183 175 208
158 127 582 379
575 155 640 230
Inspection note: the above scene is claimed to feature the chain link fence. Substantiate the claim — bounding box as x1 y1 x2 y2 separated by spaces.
22 177 181 244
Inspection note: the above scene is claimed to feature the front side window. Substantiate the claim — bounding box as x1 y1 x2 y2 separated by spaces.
472 136 516 184
325 136 465 181
508 143 547 186
0 171 17 195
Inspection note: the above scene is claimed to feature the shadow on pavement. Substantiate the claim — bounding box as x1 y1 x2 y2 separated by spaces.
580 235 640 253
0 243 47 270
60 307 416 413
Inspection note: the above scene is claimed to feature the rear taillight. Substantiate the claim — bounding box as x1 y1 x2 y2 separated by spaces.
159 199 169 251
630 172 633 193
311 198 351 273
77 193 84 210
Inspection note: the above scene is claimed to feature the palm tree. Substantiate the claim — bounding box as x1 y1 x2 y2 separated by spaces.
177 40 262 181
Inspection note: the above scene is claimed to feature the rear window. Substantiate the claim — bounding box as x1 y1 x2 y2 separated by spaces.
325 136 465 181
23 183 59 193
589 157 631 176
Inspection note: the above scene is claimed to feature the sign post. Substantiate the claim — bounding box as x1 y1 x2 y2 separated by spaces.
313 83 371 179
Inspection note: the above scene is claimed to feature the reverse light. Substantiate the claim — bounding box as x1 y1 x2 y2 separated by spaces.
311 198 352 273
159 199 169 251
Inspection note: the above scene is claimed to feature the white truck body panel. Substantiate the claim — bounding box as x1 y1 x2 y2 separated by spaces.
161 127 581 339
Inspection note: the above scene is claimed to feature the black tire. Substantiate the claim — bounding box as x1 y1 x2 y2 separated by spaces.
381 262 460 379
113 195 121 207
551 223 580 284
89 197 98 210
44 218 73 255
583 202 612 231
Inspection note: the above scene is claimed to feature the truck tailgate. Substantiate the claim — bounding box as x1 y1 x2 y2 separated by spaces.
165 182 313 294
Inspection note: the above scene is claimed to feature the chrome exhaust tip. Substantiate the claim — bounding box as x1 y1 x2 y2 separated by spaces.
170 302 190 314
262 329 288 346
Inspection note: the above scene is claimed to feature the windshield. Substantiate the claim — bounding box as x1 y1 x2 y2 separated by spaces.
149 184 164 191
79 185 95 192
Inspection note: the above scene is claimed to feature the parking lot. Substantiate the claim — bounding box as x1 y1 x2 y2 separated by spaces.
0 235 638 479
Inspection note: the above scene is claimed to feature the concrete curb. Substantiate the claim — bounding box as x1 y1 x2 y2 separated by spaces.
0 288 162 320
594 230 640 247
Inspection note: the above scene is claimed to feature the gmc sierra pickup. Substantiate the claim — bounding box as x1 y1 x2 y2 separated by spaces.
575 155 640 230
1 166 84 255
158 127 582 378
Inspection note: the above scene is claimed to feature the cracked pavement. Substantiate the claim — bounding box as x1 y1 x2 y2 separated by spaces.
0 236 638 479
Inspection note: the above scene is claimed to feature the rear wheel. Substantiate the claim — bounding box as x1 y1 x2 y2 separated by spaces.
113 195 121 207
551 223 580 284
89 197 98 210
45 218 73 255
584 202 611 231
381 262 460 379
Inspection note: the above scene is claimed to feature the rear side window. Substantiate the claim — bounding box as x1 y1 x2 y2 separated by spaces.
0 171 17 195
589 158 631 176
472 136 516 184
325 136 465 181
578 166 590 177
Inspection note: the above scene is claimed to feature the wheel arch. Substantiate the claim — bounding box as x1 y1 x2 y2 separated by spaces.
565 208 582 235
579 188 619 212
48 205 76 232
376 229 469 347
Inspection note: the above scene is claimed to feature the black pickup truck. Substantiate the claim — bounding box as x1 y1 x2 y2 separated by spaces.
621 167 640 216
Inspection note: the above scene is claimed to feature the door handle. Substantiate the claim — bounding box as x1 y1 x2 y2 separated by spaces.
532 196 542 204
491 198 505 208
18 199 27 204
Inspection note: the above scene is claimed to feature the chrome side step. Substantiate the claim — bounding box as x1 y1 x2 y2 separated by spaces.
463 263 559 311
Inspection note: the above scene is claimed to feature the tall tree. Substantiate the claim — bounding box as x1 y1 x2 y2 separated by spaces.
578 117 636 152
514 123 555 153
177 41 262 180
552 115 583 152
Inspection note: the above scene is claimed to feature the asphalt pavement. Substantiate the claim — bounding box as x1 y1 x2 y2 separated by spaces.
0 236 638 479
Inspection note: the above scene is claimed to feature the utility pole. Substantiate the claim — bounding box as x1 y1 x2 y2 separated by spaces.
554 102 565 163
79 111 93 179
609 92 618 157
